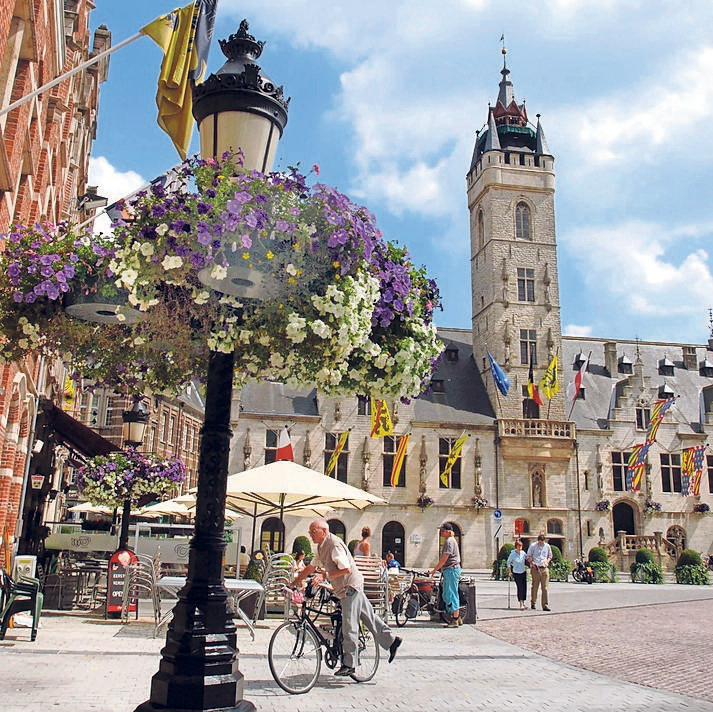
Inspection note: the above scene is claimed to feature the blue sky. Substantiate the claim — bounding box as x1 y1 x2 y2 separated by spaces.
89 1 713 345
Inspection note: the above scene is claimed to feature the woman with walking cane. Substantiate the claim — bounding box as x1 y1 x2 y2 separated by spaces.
507 540 528 611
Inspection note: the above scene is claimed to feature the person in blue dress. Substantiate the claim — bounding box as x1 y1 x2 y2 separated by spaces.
507 540 528 610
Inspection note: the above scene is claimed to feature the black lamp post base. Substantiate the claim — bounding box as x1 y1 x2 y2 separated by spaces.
133 579 254 712
135 702 255 712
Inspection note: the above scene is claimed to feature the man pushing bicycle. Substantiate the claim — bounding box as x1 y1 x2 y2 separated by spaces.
291 518 402 676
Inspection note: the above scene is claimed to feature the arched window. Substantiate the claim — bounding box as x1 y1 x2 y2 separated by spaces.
438 522 463 565
666 525 686 551
382 521 405 564
477 210 485 250
515 202 531 240
547 519 563 535
260 517 285 553
327 518 346 541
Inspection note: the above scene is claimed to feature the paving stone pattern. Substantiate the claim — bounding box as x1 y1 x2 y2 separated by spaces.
0 581 712 712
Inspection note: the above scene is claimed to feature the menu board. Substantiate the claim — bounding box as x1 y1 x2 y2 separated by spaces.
106 549 138 618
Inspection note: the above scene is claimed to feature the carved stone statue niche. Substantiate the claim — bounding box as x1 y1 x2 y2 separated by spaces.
530 466 545 507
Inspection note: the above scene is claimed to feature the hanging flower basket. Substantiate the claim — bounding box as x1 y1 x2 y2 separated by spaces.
471 495 488 510
645 499 662 513
693 502 710 514
76 448 186 509
595 500 611 511
416 493 434 510
0 154 443 399
65 279 144 325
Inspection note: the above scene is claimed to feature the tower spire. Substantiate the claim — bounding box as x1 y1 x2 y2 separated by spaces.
497 44 514 108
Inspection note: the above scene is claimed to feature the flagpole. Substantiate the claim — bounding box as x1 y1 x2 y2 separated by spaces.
0 32 144 119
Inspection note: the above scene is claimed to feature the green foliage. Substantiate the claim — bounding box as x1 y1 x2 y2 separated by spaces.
348 539 359 555
588 546 609 563
292 535 312 558
550 544 563 562
630 561 664 584
491 559 510 580
675 564 710 585
549 559 570 582
676 549 703 567
243 560 263 583
590 561 616 582
635 548 655 565
497 543 514 561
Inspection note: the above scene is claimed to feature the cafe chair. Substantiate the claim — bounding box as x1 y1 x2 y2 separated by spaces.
0 569 43 641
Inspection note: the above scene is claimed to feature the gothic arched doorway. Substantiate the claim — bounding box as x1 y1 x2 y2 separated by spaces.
612 501 635 535
382 521 405 564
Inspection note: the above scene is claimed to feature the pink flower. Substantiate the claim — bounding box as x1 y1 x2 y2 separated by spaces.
312 163 320 175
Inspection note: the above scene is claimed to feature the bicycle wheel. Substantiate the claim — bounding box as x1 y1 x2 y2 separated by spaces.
439 602 468 624
350 625 380 683
394 591 413 627
268 621 322 694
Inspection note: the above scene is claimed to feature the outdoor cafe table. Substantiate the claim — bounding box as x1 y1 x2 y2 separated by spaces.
157 576 263 640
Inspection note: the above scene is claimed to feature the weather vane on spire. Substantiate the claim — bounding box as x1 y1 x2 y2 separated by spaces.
500 34 506 54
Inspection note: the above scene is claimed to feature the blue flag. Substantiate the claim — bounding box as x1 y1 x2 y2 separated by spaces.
487 352 510 396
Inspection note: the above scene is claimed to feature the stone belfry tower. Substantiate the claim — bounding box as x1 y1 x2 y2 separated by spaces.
467 48 565 420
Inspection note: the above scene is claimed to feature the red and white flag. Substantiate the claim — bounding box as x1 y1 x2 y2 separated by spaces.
276 427 294 462
567 353 590 403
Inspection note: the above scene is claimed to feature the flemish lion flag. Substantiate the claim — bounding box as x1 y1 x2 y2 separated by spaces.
325 431 349 478
440 434 468 486
539 354 560 400
141 1 217 159
370 398 393 438
390 434 410 487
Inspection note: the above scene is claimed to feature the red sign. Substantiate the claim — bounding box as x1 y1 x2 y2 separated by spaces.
106 549 138 617
514 519 524 535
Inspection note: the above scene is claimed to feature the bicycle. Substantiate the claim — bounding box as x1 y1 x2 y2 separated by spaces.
392 568 468 627
268 582 380 694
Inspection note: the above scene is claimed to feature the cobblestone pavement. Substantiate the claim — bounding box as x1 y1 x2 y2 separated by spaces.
477 582 713 704
0 580 711 712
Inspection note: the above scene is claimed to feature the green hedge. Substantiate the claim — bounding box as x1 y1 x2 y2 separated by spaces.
630 560 664 584
588 546 609 563
491 559 509 580
677 549 703 567
292 535 312 558
590 561 616 582
635 548 655 565
549 559 570 582
675 564 710 585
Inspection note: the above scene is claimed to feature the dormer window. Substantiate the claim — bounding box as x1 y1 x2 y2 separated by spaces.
618 355 633 374
445 345 459 363
658 383 675 399
700 359 713 378
658 357 675 377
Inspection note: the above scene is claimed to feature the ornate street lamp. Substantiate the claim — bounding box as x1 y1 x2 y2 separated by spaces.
118 397 149 550
135 21 288 712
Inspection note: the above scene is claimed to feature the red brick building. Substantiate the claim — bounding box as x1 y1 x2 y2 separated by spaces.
0 0 110 553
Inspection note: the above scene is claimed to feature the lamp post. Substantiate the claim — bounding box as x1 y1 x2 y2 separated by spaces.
135 21 288 712
118 397 149 549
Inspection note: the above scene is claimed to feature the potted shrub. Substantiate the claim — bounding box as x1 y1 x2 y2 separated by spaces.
588 546 616 583
630 547 663 584
549 544 570 582
675 549 710 585
491 542 514 580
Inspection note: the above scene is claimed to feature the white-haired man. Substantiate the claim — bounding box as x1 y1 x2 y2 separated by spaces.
291 519 402 676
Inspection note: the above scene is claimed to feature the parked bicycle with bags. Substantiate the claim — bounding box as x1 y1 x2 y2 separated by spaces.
391 568 468 627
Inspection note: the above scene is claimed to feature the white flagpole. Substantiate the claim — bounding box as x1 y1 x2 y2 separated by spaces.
0 32 143 119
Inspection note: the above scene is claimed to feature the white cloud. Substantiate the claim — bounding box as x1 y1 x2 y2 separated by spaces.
563 324 593 337
88 157 145 234
561 220 713 318
554 46 713 171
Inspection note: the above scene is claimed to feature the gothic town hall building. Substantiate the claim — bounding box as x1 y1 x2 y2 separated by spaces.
228 55 713 571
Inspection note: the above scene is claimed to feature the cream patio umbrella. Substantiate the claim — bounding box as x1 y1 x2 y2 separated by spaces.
222 461 385 552
142 496 243 522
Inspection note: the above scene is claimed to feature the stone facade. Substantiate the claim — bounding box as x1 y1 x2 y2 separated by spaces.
228 57 713 572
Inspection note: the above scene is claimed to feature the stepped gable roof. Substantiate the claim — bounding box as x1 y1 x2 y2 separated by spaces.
413 327 496 425
561 337 712 438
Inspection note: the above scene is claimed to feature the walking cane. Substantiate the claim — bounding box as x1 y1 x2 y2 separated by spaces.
507 572 511 609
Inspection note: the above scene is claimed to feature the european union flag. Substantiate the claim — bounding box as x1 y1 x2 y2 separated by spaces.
487 352 510 396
